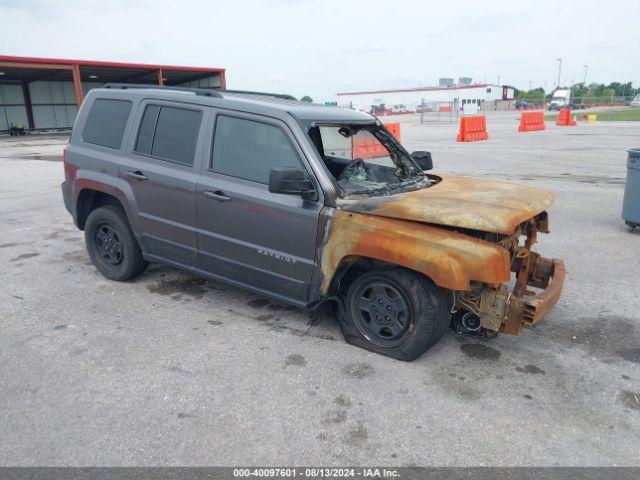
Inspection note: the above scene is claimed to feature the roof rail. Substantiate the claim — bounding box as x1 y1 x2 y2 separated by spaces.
216 88 297 101
104 83 222 97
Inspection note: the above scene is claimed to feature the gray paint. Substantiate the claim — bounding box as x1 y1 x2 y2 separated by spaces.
63 86 374 305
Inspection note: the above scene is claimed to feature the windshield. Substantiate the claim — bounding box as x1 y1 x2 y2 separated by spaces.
308 123 427 196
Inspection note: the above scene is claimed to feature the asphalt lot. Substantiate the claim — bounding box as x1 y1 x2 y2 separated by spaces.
1 112 639 466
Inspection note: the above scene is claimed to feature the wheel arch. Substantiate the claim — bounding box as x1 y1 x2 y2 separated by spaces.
319 210 511 295
76 189 123 230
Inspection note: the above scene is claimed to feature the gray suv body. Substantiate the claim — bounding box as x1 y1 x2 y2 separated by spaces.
62 84 565 361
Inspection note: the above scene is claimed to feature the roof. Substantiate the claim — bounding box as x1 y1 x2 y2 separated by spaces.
220 91 373 122
92 85 374 123
337 83 496 96
0 55 224 85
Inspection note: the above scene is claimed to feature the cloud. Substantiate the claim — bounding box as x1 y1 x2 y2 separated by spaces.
1 0 638 100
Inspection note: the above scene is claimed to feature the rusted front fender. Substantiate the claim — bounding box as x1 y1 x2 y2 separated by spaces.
319 209 511 294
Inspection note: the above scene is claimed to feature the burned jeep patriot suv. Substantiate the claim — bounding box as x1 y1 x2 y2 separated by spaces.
62 84 565 361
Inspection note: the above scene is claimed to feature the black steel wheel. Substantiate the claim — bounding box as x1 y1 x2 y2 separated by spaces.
351 279 413 347
84 205 147 281
339 267 451 361
94 224 124 265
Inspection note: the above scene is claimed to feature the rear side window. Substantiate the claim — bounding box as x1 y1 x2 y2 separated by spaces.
134 104 202 166
82 99 132 149
211 115 300 184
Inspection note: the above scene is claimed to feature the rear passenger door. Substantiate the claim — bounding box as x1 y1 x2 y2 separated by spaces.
120 101 206 267
195 112 321 304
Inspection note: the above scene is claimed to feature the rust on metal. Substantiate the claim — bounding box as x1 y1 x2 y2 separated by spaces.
319 176 564 335
338 174 554 235
453 216 565 334
319 209 511 293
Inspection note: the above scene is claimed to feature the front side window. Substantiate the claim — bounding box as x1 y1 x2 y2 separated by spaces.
134 104 202 166
82 98 132 149
211 115 301 184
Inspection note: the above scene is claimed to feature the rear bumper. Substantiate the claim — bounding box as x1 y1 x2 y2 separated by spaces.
501 257 565 335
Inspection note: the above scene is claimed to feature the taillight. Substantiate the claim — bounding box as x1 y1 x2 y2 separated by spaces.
63 147 77 181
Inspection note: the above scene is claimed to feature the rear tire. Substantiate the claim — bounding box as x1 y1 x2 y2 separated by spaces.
84 205 147 281
339 267 451 361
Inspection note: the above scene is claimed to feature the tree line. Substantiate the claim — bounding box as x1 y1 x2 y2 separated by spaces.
515 82 638 104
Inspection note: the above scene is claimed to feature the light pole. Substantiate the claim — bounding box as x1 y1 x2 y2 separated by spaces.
529 80 532 91
497 75 500 86
582 64 588 85
556 58 562 88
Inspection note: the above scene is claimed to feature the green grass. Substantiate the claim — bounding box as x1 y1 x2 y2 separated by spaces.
544 107 640 122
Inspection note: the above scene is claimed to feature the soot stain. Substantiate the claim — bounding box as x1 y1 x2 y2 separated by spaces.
523 394 533 400
0 243 18 248
619 391 640 411
247 298 270 309
250 312 337 342
324 409 347 424
177 412 196 419
343 423 368 446
10 252 40 262
284 353 306 368
617 348 640 364
207 320 223 326
542 315 638 363
52 325 67 330
334 395 352 408
342 363 374 378
516 365 546 375
147 277 208 299
460 343 501 360
255 314 275 321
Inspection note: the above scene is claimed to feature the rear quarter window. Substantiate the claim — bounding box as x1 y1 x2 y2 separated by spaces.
81 98 132 149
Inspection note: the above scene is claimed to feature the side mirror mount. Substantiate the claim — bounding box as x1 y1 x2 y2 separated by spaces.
268 167 316 200
411 151 433 171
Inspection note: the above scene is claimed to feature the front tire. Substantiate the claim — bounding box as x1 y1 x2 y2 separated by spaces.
84 205 147 281
339 267 451 361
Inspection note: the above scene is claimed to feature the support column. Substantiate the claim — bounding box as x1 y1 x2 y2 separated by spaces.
220 71 226 90
157 69 164 86
21 80 35 130
71 64 84 107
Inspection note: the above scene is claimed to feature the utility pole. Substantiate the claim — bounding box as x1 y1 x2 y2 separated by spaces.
497 75 500 86
529 80 532 91
556 58 562 88
582 64 588 85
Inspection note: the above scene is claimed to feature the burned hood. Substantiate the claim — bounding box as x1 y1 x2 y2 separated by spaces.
336 174 554 234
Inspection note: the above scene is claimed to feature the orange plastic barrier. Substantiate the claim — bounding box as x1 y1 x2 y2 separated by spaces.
439 105 452 112
555 109 577 126
456 115 489 142
352 123 401 159
518 111 546 132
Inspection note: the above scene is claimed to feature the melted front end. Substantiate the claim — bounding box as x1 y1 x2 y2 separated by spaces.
454 212 565 336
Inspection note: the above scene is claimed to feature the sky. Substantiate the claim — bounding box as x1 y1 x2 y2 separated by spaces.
1 0 639 101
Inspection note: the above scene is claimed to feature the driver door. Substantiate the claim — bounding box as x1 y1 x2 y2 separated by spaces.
195 112 322 304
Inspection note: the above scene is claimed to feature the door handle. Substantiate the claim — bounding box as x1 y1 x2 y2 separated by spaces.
126 170 148 181
203 190 231 202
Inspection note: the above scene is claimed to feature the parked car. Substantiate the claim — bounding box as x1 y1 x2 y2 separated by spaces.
631 94 640 107
390 104 408 114
415 104 433 113
61 84 565 361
